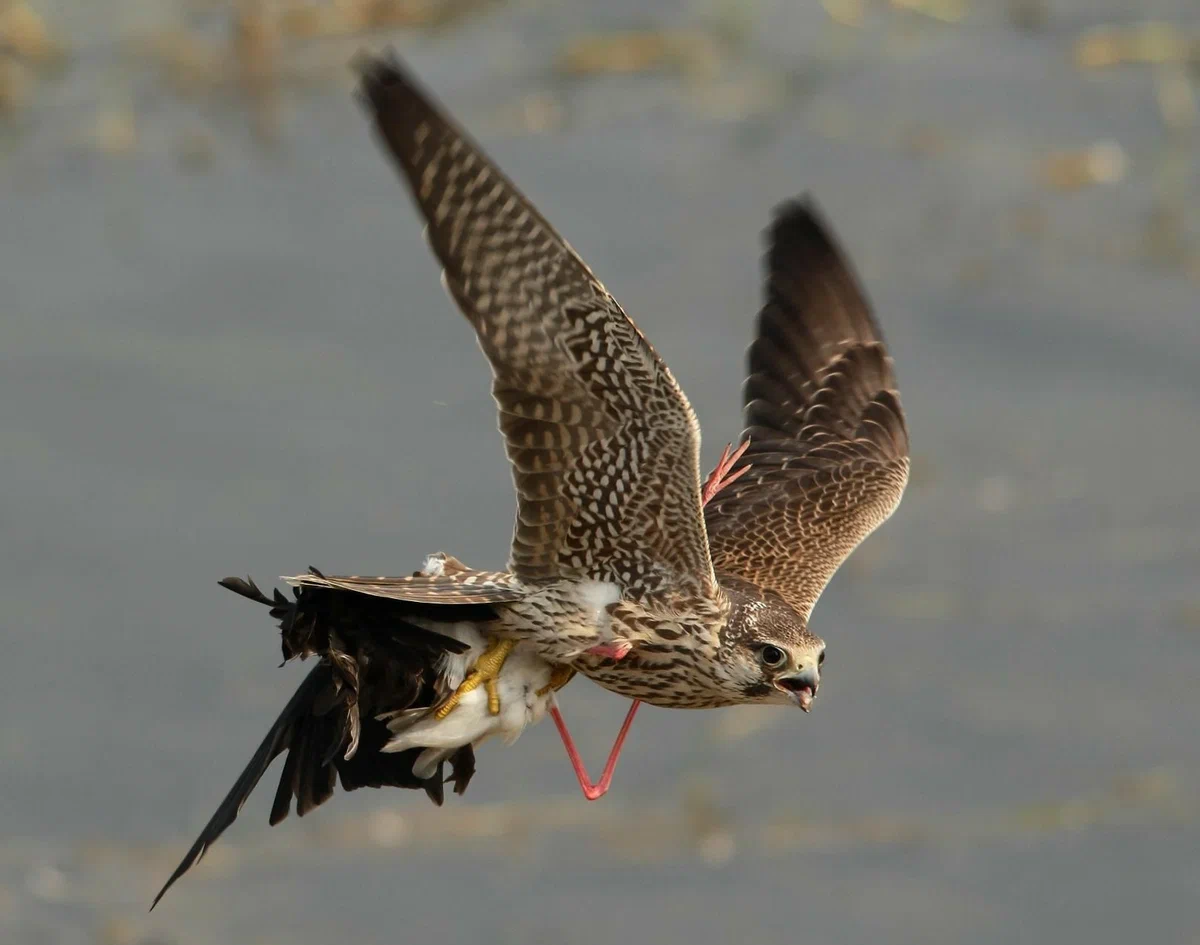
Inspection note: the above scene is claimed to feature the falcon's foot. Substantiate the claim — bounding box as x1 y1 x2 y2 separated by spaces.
702 440 751 504
585 640 633 660
435 637 516 720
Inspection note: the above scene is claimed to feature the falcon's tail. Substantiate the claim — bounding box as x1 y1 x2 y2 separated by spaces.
150 575 484 910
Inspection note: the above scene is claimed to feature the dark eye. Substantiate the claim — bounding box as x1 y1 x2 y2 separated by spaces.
759 645 787 668
818 649 826 667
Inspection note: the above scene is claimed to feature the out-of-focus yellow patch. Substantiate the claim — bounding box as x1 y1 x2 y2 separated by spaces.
555 29 723 79
1075 21 1198 69
1038 141 1128 192
0 1 65 65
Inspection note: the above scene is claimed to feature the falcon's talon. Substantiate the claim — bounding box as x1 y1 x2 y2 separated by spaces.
434 637 516 721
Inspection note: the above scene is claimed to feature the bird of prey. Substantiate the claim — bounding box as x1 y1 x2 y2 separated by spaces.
151 50 908 907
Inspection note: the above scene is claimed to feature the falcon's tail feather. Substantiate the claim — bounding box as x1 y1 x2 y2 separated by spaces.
151 574 487 910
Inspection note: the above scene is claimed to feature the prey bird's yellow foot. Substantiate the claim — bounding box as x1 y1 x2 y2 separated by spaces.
435 637 516 720
537 665 577 698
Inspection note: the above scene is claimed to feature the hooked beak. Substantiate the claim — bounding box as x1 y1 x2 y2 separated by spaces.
775 666 819 712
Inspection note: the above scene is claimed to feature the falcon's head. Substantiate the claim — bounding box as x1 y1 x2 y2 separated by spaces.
718 584 825 711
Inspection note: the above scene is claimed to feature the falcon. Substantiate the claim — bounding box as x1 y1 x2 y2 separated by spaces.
151 50 908 908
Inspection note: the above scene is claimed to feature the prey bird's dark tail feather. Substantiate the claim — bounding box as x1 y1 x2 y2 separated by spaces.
151 575 482 910
150 664 327 910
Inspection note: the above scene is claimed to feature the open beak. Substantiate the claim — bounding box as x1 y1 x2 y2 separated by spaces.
775 666 819 712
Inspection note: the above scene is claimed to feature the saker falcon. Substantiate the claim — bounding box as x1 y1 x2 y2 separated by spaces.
151 50 909 908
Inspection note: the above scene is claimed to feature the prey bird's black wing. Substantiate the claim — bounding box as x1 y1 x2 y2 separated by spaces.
151 579 480 909
356 52 718 603
152 665 326 909
703 199 909 620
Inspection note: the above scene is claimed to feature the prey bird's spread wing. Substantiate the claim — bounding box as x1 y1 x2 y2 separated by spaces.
357 53 716 602
703 199 909 620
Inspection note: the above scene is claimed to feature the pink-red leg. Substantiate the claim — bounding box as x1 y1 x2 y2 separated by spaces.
552 443 750 800
584 640 633 660
549 698 642 801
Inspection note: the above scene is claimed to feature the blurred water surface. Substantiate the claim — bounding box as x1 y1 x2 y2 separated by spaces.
2 1 1199 943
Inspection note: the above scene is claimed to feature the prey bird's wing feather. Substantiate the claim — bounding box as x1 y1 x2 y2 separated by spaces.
287 568 525 606
356 53 716 602
150 666 329 910
703 199 909 620
152 576 483 910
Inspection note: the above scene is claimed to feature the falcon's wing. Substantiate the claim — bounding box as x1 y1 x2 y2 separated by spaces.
703 199 909 620
357 53 716 602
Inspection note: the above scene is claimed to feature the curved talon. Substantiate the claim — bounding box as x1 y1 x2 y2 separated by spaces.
434 637 516 720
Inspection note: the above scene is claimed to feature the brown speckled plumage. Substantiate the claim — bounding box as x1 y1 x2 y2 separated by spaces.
703 200 910 621
154 50 911 906
354 52 909 711
360 56 715 604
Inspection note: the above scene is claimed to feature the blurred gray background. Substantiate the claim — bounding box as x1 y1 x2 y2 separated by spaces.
2 1 1199 943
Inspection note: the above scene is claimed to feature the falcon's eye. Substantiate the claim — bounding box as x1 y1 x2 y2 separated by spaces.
758 645 787 669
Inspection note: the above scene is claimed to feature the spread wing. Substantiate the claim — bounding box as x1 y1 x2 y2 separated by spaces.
357 52 715 602
703 199 909 620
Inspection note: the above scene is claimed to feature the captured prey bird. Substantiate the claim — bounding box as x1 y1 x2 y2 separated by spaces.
151 49 909 907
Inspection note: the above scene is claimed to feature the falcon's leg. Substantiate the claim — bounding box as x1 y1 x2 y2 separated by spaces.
549 698 641 801
549 452 748 799
435 637 515 720
702 440 751 505
584 640 633 660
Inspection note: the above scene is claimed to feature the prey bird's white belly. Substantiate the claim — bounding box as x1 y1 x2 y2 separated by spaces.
381 622 556 779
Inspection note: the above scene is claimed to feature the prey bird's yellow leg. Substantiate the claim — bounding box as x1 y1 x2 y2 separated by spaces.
435 637 516 720
537 665 577 698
